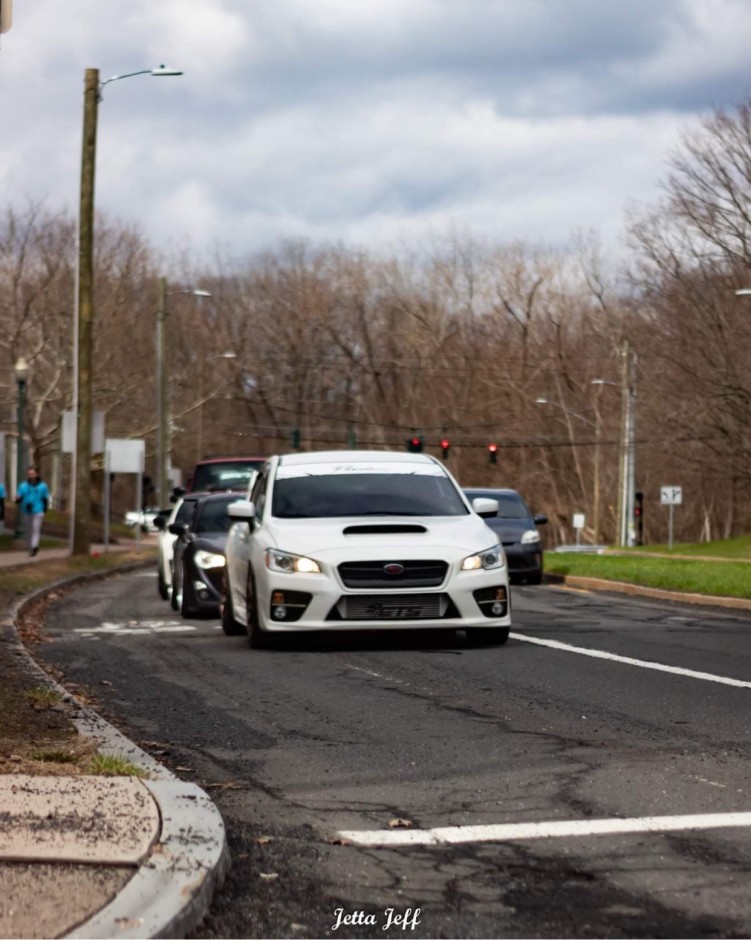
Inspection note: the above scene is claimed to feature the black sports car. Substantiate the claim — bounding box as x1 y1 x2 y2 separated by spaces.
170 492 243 617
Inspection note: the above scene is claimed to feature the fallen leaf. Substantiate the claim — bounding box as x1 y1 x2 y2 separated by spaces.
388 818 413 829
255 836 273 845
259 872 279 881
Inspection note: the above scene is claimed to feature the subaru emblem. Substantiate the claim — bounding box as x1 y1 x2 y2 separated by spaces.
383 563 405 576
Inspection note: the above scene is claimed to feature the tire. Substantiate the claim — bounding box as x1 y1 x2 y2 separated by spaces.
170 570 180 611
221 575 246 636
466 626 510 646
180 562 200 619
246 570 269 649
158 565 169 601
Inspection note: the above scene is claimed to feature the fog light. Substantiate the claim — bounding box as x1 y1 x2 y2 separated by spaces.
272 605 287 620
491 601 505 615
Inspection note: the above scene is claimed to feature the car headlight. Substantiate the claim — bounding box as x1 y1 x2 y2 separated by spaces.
265 549 322 574
461 544 504 571
521 529 540 545
195 550 225 569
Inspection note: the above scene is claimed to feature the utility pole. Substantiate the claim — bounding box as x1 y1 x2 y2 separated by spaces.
156 276 168 506
616 341 637 547
72 68 98 556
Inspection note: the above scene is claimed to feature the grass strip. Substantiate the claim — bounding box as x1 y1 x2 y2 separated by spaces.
546 552 751 599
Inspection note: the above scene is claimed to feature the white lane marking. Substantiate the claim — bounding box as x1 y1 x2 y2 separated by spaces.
74 620 196 636
510 632 751 689
338 812 751 847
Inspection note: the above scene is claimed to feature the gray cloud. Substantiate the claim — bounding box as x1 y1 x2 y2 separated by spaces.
1 0 750 259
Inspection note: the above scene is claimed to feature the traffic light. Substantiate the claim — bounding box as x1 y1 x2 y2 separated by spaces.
440 438 450 460
487 443 498 464
407 435 423 453
291 427 301 450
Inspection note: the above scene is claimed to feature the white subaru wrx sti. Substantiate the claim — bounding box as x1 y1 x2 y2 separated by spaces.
221 451 511 648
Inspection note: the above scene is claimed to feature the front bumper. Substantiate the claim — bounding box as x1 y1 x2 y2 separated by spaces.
254 562 511 633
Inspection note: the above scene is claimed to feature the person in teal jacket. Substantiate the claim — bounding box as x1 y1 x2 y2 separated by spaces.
16 466 50 556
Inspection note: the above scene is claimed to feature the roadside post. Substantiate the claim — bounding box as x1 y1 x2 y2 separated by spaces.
660 486 682 550
573 512 585 547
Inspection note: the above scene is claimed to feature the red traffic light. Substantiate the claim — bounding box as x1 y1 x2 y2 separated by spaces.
440 438 450 460
488 442 498 464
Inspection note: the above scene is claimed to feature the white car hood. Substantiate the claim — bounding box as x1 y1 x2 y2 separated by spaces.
264 514 498 560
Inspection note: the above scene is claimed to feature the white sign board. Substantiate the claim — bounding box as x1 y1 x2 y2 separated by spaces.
61 410 105 454
660 486 683 506
573 513 585 529
105 439 145 474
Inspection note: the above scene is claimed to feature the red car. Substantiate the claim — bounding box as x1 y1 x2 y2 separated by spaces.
185 456 267 494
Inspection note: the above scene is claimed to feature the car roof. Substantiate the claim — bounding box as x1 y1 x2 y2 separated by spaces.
464 487 523 497
277 450 438 467
194 456 266 465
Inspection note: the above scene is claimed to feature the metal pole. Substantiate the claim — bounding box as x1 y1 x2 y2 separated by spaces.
156 276 168 507
617 342 629 546
626 354 637 548
103 446 110 552
72 67 99 556
14 376 26 540
668 503 674 550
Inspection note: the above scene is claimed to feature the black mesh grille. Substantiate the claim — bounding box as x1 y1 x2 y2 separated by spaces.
338 560 448 589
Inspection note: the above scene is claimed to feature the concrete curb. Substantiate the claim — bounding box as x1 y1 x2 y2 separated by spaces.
4 560 230 940
545 573 751 611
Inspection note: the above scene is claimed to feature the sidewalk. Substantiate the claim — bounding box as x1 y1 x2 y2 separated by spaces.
0 546 228 940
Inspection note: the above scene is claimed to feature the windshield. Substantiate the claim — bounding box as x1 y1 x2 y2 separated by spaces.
465 490 531 520
272 472 468 519
195 497 240 533
192 460 265 493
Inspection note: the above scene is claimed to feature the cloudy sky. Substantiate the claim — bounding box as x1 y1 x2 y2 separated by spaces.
1 0 750 261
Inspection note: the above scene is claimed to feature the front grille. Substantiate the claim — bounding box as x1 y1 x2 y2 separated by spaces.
338 559 448 589
334 593 447 621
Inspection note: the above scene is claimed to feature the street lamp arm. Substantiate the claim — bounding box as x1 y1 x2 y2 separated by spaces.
99 65 183 98
535 397 596 428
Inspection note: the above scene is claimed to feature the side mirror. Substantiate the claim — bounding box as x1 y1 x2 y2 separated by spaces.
153 515 166 531
168 522 188 537
171 486 186 502
228 500 255 522
472 497 499 518
534 513 548 525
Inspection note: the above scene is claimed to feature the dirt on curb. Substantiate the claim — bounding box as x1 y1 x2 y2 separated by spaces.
0 550 154 776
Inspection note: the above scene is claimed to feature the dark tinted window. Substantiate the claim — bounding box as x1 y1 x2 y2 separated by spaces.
194 497 240 533
192 460 266 493
272 473 468 519
465 490 532 520
174 499 197 524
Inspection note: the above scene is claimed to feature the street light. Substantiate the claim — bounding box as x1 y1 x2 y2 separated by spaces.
592 344 637 548
156 280 212 506
72 64 183 556
535 396 602 542
14 356 29 540
197 352 237 462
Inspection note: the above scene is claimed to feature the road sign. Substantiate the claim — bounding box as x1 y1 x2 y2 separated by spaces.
573 513 585 529
660 486 682 505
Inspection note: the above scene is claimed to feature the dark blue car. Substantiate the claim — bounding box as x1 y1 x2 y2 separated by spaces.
464 488 547 585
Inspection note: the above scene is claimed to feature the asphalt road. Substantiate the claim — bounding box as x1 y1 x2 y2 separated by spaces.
35 570 751 939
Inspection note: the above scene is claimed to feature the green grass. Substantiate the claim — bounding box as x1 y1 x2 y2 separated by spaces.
622 534 751 560
25 687 62 707
31 749 79 764
88 752 146 777
546 552 751 598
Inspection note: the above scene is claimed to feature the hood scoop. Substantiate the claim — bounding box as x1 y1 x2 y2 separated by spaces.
343 524 427 535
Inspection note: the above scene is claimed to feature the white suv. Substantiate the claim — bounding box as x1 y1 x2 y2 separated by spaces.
222 450 510 647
